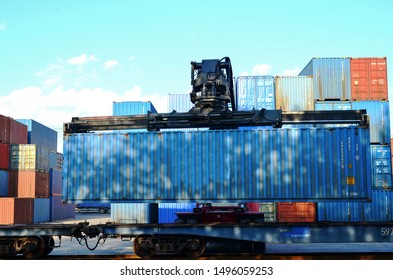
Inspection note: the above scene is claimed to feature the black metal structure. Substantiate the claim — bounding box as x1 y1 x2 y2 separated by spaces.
63 109 369 133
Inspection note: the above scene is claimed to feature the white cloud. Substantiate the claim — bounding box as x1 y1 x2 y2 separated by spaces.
104 60 118 69
238 71 249 77
67 54 97 65
0 22 6 31
282 67 301 76
252 64 272 75
0 85 168 152
239 64 273 76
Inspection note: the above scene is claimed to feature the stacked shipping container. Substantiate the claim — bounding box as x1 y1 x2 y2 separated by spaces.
301 57 391 221
0 116 74 224
236 57 390 222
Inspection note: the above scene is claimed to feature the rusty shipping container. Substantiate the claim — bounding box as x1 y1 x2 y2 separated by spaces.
0 115 28 144
8 170 50 198
275 76 314 111
63 127 372 203
0 142 9 170
0 197 34 225
0 114 10 143
350 57 388 100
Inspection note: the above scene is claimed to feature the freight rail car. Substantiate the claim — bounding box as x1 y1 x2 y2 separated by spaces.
3 221 393 258
1 57 390 259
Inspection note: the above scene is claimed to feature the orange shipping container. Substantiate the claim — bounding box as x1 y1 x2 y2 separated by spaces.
8 170 50 198
0 197 34 225
277 202 316 223
350 57 388 100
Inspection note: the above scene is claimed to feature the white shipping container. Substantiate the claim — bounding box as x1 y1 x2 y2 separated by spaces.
111 203 158 223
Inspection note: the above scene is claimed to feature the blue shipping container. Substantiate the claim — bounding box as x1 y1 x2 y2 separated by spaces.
113 101 158 116
16 119 57 151
318 190 393 222
370 145 392 189
0 170 8 196
63 127 372 203
236 76 275 110
49 169 62 195
351 100 390 144
167 94 194 113
299 58 351 100
158 203 195 223
34 198 50 223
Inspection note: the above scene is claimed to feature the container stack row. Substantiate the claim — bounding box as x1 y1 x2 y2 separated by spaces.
0 115 74 225
236 57 391 223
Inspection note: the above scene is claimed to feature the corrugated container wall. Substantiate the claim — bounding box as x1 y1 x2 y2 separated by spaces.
63 127 371 203
370 145 392 189
158 203 195 223
167 94 194 113
0 114 9 143
10 144 50 172
111 203 159 223
113 101 158 115
277 202 316 223
0 197 34 225
236 76 275 110
350 57 388 100
8 170 50 198
351 101 390 144
9 118 28 144
0 142 9 170
49 169 63 195
314 100 352 111
259 202 277 222
33 198 50 223
50 194 75 221
299 58 351 100
16 119 57 151
318 190 393 222
0 170 8 196
275 76 314 111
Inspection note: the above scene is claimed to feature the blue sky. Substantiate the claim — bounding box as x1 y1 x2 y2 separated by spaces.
0 0 392 151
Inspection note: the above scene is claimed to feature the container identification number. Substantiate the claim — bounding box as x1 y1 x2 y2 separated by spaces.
381 228 393 236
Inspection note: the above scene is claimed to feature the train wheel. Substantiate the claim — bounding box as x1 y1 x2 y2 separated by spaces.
22 236 46 259
182 237 206 258
41 236 55 256
133 235 157 259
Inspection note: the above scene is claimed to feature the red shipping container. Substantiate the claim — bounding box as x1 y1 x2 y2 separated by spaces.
350 57 388 100
10 118 28 144
277 202 316 223
8 170 50 198
0 142 10 170
0 197 34 225
0 114 10 143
